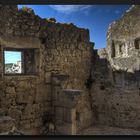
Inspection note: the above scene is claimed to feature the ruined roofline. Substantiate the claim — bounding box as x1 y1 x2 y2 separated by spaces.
106 5 140 49
107 5 135 35
98 6 137 60
17 5 90 33
97 5 135 51
0 5 90 43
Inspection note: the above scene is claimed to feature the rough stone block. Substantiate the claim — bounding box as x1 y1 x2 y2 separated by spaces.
55 107 64 122
45 72 51 83
5 87 16 94
0 116 15 133
35 84 50 102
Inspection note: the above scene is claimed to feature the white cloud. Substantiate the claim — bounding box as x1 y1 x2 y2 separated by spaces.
49 5 93 14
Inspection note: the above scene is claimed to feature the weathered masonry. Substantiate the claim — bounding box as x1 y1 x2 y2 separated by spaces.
0 5 94 135
0 5 140 135
91 5 140 130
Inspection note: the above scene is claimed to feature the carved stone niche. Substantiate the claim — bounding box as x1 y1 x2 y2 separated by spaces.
111 40 126 58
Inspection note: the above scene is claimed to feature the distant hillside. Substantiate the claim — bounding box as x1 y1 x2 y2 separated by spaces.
5 63 13 69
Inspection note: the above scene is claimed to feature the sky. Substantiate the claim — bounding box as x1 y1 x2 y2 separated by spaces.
17 5 131 49
5 51 21 64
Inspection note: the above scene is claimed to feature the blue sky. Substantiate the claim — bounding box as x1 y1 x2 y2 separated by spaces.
18 5 131 49
5 51 21 64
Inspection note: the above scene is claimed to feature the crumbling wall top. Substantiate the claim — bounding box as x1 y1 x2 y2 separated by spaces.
0 5 90 46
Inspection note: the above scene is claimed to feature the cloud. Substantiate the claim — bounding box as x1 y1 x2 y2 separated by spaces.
49 5 93 14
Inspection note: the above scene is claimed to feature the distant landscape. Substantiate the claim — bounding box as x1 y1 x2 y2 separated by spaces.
5 61 22 74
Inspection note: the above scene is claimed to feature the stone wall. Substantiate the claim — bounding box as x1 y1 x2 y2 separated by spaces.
106 5 140 72
91 5 140 130
2 4 140 134
0 5 94 134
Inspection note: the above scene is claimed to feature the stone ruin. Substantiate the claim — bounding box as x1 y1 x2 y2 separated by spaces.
0 5 139 135
91 5 140 132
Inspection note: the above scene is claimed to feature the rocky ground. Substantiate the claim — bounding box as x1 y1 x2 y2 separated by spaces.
78 125 140 135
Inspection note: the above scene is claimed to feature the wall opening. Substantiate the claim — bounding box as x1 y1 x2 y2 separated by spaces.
119 44 123 54
111 40 115 57
76 112 80 122
4 50 23 74
134 38 140 49
3 48 39 75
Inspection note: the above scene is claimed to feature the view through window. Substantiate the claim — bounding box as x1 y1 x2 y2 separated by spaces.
4 51 23 74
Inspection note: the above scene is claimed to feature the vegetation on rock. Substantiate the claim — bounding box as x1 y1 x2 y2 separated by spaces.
19 6 34 14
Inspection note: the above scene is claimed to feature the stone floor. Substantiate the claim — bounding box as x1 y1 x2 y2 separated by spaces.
78 125 140 135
